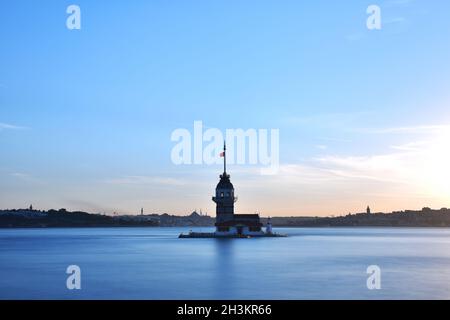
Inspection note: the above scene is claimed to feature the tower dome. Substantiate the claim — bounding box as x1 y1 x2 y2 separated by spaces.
216 173 234 190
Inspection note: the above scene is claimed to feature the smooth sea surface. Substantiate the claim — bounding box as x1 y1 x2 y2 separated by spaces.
1 227 450 299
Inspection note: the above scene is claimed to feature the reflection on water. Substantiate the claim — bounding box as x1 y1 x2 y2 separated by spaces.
212 239 235 298
1 227 450 299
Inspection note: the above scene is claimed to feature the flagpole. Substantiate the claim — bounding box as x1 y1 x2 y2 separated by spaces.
223 141 226 174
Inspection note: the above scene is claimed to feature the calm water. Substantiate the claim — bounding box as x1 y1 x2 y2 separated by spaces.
1 227 450 299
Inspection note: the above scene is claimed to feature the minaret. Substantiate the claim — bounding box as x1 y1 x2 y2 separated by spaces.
212 141 236 223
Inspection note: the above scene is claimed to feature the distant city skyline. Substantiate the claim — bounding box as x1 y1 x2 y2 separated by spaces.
1 1 450 216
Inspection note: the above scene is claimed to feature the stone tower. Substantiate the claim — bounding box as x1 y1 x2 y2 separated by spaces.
212 142 237 223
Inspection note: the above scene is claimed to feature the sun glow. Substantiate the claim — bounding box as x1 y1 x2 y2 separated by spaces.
420 127 450 201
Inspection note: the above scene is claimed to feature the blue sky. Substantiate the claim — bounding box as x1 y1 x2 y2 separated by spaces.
1 0 450 216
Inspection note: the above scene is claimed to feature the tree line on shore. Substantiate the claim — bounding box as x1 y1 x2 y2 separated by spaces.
1 207 450 228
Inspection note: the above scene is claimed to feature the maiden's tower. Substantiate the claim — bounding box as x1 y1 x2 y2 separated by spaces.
179 142 284 238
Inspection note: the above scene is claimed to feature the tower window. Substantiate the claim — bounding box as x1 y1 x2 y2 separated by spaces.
220 192 224 198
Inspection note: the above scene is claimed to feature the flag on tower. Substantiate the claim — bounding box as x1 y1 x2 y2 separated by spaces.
220 151 225 157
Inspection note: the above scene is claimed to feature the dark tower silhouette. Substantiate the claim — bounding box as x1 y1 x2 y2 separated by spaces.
179 140 274 238
212 141 237 224
367 206 371 214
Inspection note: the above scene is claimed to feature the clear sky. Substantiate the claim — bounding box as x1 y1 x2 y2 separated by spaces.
1 0 450 216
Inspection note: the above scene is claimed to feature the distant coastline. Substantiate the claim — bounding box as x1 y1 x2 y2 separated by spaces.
2 207 450 228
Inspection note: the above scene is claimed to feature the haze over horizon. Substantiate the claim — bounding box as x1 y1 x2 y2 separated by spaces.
1 1 450 216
